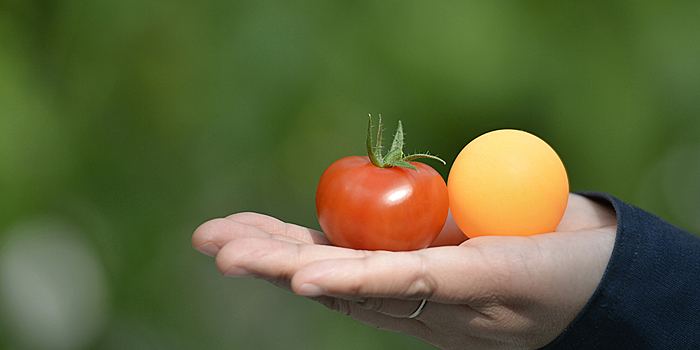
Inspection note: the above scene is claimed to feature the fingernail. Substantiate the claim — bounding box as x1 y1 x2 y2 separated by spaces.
296 283 327 296
224 266 255 277
194 242 220 257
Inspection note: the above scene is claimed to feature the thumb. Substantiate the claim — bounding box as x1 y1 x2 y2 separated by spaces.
290 246 495 304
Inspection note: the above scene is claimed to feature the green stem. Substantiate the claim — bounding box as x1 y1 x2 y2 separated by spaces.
366 114 382 167
365 115 445 172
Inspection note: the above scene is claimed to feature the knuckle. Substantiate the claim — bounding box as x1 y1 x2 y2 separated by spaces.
315 296 354 316
214 237 266 273
407 253 437 298
354 297 384 311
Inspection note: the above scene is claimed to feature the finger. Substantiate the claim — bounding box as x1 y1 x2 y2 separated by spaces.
192 214 326 257
309 295 439 342
349 297 482 334
352 297 431 319
290 246 492 303
215 235 367 280
192 218 274 256
292 247 464 300
293 230 614 310
310 295 485 349
220 239 472 319
227 212 330 245
291 238 561 301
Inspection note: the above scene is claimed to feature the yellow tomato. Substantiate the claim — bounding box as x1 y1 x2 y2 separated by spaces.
447 129 569 238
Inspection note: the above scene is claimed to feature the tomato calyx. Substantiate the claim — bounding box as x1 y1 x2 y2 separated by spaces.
366 114 446 172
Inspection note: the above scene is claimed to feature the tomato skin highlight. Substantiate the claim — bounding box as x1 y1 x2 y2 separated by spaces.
316 156 449 251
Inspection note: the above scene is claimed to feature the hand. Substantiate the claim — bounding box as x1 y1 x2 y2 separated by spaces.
192 193 617 350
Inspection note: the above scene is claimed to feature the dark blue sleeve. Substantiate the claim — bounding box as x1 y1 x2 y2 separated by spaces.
541 192 700 349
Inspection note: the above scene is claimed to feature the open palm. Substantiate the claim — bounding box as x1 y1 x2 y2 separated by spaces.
193 193 617 350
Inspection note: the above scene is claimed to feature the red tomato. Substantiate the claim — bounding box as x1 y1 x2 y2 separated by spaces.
316 155 449 251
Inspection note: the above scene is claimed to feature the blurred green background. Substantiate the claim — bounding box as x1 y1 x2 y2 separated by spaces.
1 1 699 349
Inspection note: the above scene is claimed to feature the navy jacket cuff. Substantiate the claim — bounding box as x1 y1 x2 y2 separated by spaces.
541 192 700 349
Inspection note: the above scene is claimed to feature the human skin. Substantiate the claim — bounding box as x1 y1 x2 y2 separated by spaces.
192 193 617 350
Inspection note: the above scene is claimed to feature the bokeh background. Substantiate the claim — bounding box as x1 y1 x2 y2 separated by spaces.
1 1 699 349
